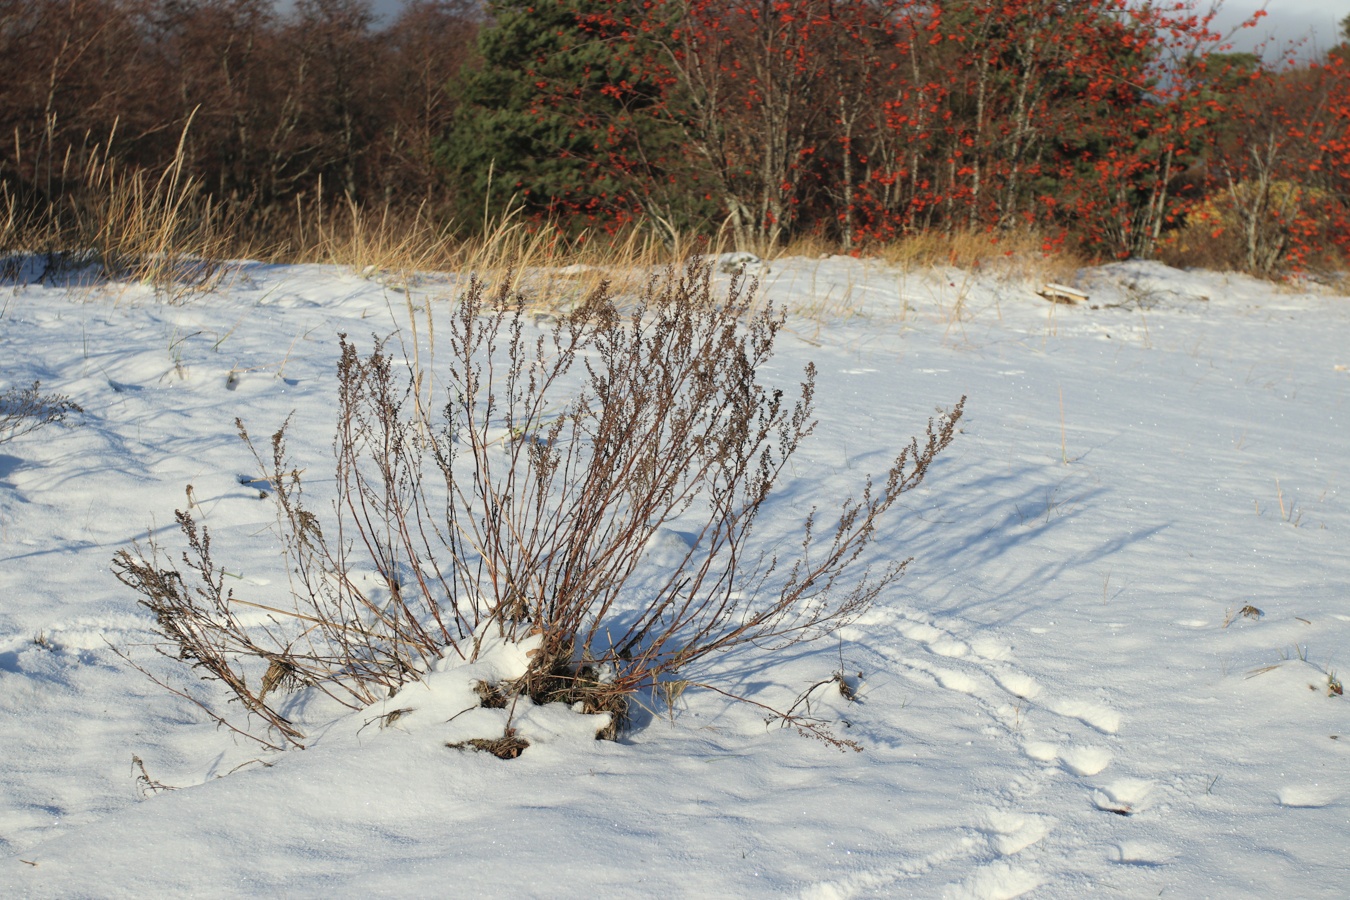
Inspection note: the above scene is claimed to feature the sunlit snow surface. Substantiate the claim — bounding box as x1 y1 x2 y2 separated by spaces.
1 257 1347 897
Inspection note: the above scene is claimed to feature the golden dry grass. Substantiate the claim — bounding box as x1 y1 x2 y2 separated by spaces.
4 131 1089 305
3 119 237 298
874 228 1086 284
265 194 738 312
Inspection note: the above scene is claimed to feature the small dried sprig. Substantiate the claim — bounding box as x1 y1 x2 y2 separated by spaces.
111 519 308 749
0 382 82 444
1223 604 1264 628
131 754 178 799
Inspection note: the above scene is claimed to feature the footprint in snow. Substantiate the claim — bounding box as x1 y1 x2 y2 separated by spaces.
1112 841 1176 867
1018 741 1111 776
968 636 1013 661
1276 785 1340 808
934 668 981 694
899 617 996 658
1092 778 1155 816
993 670 1042 700
943 859 1043 900
1058 745 1113 777
929 636 971 658
899 621 947 645
1047 698 1122 734
1022 741 1058 763
982 810 1051 856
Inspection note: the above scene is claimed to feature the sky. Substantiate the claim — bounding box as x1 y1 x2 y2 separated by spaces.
293 0 1344 67
1215 1 1346 56
353 1 1346 56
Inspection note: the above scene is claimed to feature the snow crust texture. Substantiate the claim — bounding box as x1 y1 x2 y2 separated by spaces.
1 258 1347 897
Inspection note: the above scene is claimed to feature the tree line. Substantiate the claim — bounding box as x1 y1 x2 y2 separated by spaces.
3 0 1349 273
1 0 480 238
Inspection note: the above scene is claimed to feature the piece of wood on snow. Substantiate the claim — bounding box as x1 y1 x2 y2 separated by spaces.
1037 283 1089 304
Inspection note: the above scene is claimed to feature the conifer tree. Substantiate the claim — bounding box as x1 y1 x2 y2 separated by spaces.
439 0 714 236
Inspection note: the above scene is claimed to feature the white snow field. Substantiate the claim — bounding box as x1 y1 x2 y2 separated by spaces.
0 255 1346 897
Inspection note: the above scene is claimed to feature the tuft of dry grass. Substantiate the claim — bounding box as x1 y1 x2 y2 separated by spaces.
279 193 459 277
768 228 1085 288
447 213 730 313
269 193 727 315
448 729 530 759
771 231 840 261
876 228 1085 284
3 118 237 299
75 139 235 295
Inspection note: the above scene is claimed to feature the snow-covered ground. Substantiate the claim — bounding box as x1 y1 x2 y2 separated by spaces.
1 255 1346 897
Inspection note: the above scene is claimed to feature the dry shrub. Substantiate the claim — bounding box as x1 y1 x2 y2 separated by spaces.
1155 212 1245 273
0 381 83 444
1159 180 1348 277
114 259 963 750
